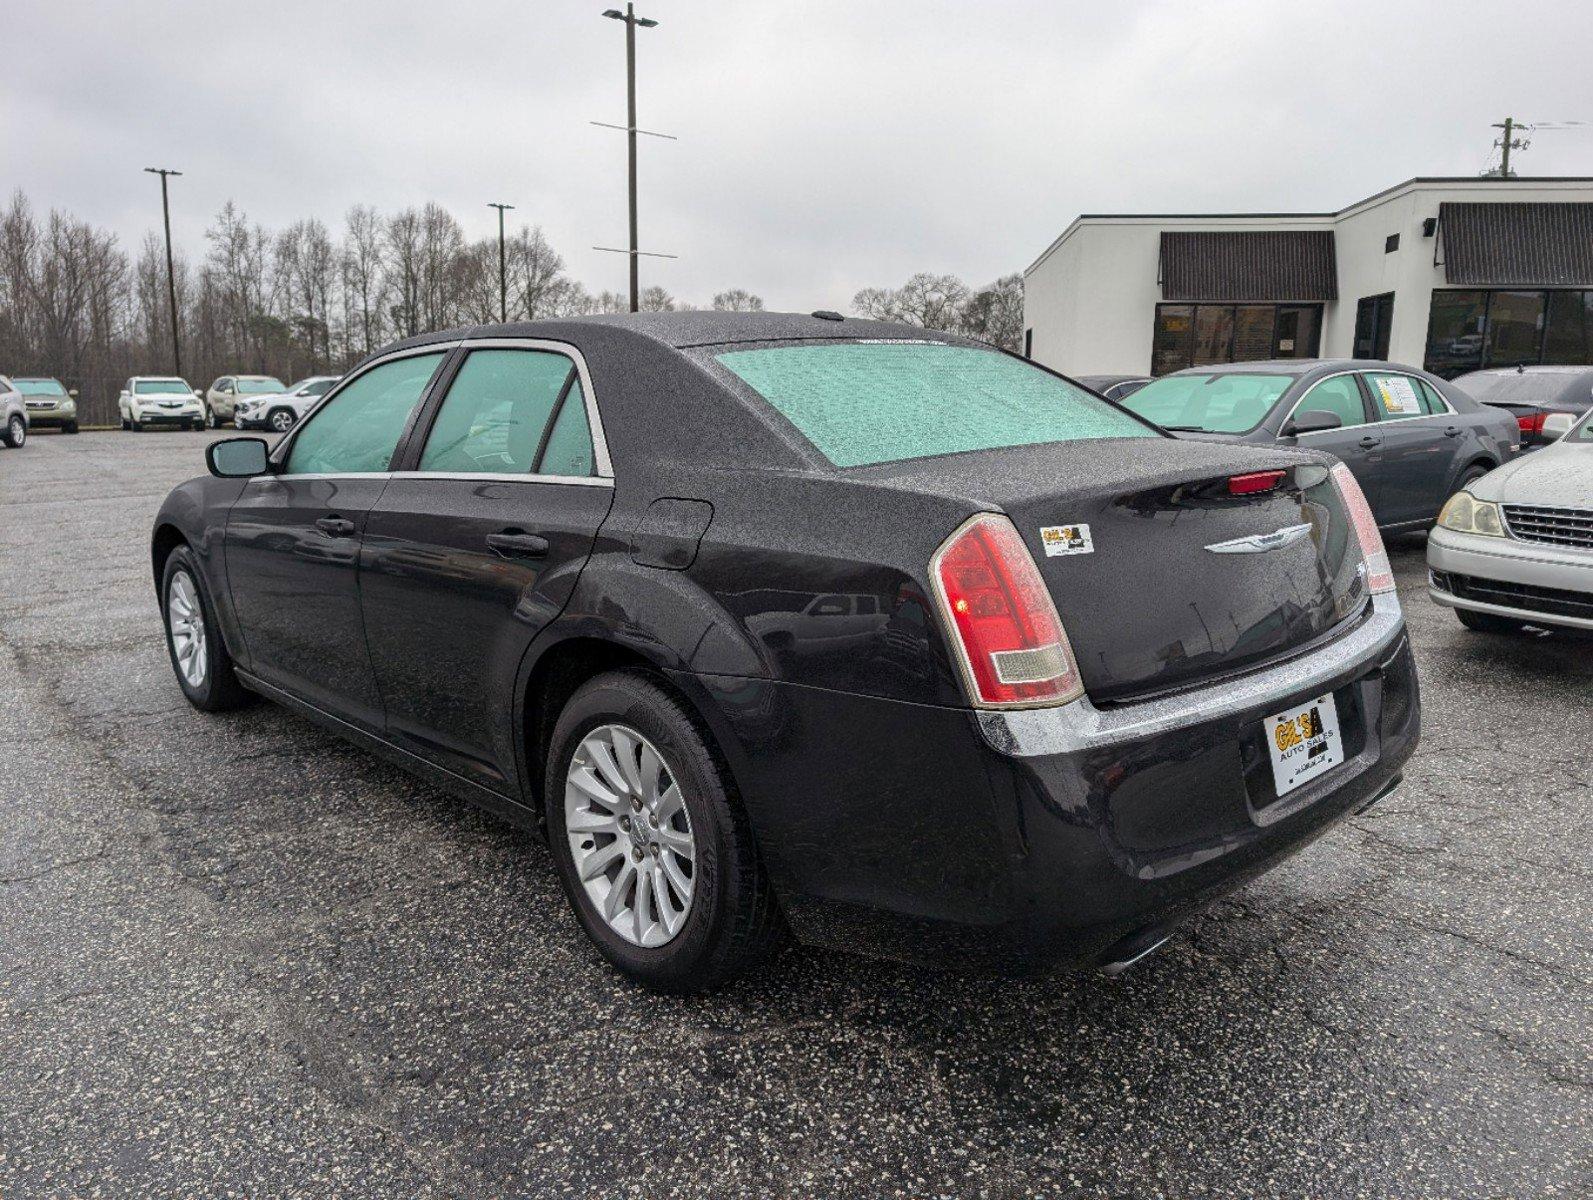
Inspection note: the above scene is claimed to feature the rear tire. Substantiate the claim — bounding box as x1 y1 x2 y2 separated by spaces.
1457 608 1527 635
545 670 782 992
161 545 254 712
2 414 24 447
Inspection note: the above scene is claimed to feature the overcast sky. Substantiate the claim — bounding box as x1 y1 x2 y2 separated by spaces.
7 0 1592 311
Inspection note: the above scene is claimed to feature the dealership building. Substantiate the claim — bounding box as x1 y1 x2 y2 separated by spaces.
1022 176 1593 380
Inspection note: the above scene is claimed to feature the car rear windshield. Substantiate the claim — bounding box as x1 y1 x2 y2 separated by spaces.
1119 373 1294 434
16 379 65 396
135 379 191 395
710 342 1155 468
237 378 286 395
1453 370 1593 410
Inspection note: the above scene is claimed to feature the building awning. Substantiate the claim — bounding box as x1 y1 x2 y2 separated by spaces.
1439 201 1593 287
1158 231 1337 302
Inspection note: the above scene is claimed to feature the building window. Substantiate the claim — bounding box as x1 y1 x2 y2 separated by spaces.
1354 293 1395 360
1385 233 1400 254
1423 289 1593 377
1151 303 1322 375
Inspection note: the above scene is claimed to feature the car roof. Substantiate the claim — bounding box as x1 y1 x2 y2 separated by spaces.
131 376 188 382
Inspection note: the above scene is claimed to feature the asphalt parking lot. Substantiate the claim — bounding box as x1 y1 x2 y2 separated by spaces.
1 430 1588 1199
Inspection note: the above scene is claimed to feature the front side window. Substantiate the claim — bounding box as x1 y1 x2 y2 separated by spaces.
1292 375 1366 429
1365 372 1443 420
418 348 593 476
712 342 1155 469
1119 372 1294 434
286 352 445 475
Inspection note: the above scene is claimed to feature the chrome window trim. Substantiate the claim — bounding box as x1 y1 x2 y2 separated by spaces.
273 341 464 472
1287 369 1374 436
388 470 614 488
433 337 614 479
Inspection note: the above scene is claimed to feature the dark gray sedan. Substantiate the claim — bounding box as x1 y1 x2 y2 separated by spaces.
1119 359 1520 530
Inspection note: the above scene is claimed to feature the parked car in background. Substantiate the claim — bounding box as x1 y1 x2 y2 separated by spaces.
1075 374 1152 401
120 377 204 431
14 377 78 433
150 313 1418 992
204 375 285 428
1450 365 1593 451
1429 407 1593 634
1 375 28 447
1119 359 1519 530
234 375 339 432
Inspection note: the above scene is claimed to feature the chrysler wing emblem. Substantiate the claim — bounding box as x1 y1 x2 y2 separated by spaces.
1204 522 1314 555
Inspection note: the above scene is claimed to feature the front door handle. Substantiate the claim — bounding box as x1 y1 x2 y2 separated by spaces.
1358 435 1382 449
316 516 356 538
486 531 550 559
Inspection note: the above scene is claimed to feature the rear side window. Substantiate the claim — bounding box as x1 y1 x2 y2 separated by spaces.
712 343 1153 468
287 352 445 475
1365 372 1444 420
418 348 592 476
1294 376 1367 428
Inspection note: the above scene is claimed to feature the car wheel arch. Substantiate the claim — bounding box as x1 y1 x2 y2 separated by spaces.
151 522 188 591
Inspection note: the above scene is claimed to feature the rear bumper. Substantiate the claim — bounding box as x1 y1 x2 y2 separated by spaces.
1428 526 1593 629
691 593 1419 973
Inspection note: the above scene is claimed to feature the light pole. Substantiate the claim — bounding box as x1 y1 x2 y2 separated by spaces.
144 167 183 375
488 202 514 322
603 4 658 312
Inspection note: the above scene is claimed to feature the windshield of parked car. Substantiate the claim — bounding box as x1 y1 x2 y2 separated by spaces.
710 341 1156 468
1119 373 1295 434
236 378 286 395
16 378 66 396
134 379 192 395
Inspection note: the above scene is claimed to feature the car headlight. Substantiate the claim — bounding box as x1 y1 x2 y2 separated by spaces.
1437 490 1506 537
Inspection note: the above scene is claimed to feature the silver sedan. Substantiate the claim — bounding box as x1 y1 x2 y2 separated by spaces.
1428 410 1593 633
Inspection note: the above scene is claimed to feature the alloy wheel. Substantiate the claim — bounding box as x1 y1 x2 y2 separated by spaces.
565 723 697 948
8 415 23 446
167 570 208 688
269 410 295 433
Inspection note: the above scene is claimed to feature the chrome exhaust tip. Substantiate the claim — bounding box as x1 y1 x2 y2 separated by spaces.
1099 932 1174 976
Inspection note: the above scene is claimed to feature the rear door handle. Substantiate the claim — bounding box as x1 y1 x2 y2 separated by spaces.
486 531 550 559
1358 435 1382 449
316 516 356 537
1444 425 1463 438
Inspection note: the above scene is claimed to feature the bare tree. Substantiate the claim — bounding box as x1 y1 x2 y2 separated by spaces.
711 288 764 311
342 204 387 357
959 273 1024 352
851 272 969 331
639 285 676 312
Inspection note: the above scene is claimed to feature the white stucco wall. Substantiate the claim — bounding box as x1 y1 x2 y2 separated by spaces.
1023 179 1593 378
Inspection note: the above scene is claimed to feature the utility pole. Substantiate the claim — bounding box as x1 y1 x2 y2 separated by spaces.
1492 116 1528 178
488 202 514 322
144 167 183 375
596 5 675 311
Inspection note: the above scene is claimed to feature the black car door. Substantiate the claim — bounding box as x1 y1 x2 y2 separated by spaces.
1360 370 1459 525
358 342 614 793
1284 373 1387 512
224 348 451 730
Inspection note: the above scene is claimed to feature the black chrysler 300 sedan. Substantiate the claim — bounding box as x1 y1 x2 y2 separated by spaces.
151 313 1420 991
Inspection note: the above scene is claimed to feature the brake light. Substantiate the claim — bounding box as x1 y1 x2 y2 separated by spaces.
1329 463 1395 595
1229 469 1286 496
1517 412 1547 435
930 514 1084 708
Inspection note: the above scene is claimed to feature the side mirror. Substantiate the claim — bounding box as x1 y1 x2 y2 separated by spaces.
68 388 79 398
1283 409 1344 437
207 437 271 478
1543 412 1576 439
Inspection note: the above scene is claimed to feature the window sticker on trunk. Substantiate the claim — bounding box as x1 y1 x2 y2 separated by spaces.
1040 524 1093 556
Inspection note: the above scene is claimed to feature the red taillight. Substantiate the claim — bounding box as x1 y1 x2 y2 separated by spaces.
930 514 1084 708
1517 412 1547 435
1329 463 1395 595
1229 469 1287 496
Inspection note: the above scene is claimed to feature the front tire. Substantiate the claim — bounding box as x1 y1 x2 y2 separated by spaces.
267 407 296 433
161 545 253 711
2 414 25 447
64 421 78 434
1457 608 1527 635
546 671 781 992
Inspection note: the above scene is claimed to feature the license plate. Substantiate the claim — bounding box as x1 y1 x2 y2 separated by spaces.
1263 693 1343 797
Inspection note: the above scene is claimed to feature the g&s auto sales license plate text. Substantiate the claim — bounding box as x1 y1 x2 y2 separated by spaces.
1263 693 1344 797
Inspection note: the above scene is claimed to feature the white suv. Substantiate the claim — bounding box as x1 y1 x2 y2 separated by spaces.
204 375 285 428
119 377 203 431
234 375 339 432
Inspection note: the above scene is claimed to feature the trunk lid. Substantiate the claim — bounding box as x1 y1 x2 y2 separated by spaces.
861 438 1369 702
